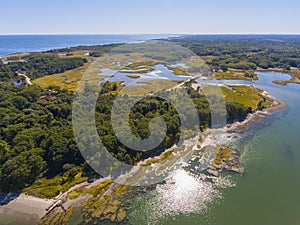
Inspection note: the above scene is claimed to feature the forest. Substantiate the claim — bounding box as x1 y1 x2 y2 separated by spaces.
0 53 87 81
169 35 300 71
0 78 253 192
0 36 289 194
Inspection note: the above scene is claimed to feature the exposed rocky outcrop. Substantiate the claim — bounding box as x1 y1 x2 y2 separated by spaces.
190 145 244 177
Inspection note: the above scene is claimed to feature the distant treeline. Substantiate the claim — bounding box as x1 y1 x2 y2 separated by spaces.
0 54 87 81
0 38 283 193
46 44 121 57
169 35 300 71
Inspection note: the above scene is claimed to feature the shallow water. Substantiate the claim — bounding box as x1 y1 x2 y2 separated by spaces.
102 64 189 86
127 72 300 225
1 72 298 225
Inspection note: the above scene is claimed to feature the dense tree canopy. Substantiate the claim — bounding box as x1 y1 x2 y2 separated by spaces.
0 83 84 191
169 35 300 71
0 38 282 192
0 54 87 81
0 80 254 191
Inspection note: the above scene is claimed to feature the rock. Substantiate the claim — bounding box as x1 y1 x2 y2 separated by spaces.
200 145 244 177
207 169 219 177
110 213 116 222
117 209 126 222
103 204 118 216
110 205 118 214
112 200 120 206
230 165 244 174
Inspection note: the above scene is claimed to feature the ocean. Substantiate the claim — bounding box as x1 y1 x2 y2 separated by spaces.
128 72 300 225
0 35 299 225
0 34 175 56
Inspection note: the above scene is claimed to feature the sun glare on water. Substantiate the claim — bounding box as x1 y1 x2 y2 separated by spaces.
130 168 236 224
155 169 219 214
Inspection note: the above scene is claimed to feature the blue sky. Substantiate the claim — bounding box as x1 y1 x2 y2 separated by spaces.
0 0 299 34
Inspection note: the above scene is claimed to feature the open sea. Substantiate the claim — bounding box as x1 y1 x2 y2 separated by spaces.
0 35 299 225
0 34 175 56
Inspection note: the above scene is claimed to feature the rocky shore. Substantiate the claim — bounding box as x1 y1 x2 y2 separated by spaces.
189 145 244 177
0 91 287 225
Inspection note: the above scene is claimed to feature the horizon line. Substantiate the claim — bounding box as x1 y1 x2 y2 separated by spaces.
1 33 300 36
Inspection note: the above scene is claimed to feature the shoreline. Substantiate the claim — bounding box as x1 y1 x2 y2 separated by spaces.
256 68 300 85
228 98 287 129
197 98 286 158
0 94 288 223
0 194 54 223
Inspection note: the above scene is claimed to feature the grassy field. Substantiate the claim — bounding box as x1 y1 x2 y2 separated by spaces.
272 67 300 85
33 62 92 91
119 80 180 95
222 85 272 110
214 69 258 80
199 55 213 63
31 48 207 91
167 66 189 76
32 49 97 91
24 172 88 198
126 75 141 79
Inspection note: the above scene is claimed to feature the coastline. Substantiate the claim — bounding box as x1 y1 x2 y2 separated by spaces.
0 194 54 223
227 98 287 130
197 97 287 159
256 67 300 85
0 94 287 223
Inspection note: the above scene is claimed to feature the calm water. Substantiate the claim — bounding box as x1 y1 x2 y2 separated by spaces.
1 71 299 225
103 64 189 86
0 34 174 56
128 72 300 225
0 35 299 224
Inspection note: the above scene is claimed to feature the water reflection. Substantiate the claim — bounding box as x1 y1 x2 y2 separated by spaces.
101 64 190 86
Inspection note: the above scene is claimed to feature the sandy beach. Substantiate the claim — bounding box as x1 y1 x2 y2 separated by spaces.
0 92 287 224
0 194 54 223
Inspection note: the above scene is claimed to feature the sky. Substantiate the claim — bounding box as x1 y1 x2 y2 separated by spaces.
0 0 300 34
